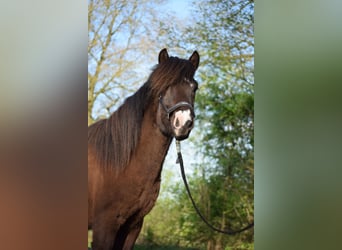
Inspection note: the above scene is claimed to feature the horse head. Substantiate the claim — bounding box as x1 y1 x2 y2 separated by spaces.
154 48 200 140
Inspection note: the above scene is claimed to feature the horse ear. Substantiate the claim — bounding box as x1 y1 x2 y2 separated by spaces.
189 51 200 70
158 48 169 64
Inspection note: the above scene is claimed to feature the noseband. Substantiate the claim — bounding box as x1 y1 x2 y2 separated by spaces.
159 96 194 120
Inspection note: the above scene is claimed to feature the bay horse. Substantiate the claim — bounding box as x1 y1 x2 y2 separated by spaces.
88 48 200 250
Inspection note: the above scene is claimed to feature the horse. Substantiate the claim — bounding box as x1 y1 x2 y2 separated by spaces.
88 48 200 250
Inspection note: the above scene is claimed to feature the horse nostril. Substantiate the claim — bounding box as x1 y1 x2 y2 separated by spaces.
175 118 180 128
185 120 193 128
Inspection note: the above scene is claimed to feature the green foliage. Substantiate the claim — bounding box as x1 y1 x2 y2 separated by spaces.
179 0 254 248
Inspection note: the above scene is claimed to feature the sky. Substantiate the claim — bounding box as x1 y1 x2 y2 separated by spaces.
162 0 191 20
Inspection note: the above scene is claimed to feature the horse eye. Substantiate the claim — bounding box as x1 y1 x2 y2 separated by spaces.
193 84 198 92
191 80 198 91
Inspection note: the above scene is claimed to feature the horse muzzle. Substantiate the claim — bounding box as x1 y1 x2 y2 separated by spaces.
171 109 194 140
159 96 195 140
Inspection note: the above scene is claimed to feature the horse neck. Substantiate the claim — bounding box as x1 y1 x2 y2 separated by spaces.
131 102 172 179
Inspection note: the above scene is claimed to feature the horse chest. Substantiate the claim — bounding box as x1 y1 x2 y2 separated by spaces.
125 159 163 203
138 181 161 216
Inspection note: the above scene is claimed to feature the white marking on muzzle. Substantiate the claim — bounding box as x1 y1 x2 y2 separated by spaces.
173 109 192 136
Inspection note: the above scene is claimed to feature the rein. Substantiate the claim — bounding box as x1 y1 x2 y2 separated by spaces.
175 140 254 235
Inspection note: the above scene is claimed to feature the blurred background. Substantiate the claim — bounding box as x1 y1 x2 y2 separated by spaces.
0 1 87 250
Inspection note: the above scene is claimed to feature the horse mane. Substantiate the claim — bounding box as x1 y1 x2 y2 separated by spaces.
149 56 197 97
88 55 196 171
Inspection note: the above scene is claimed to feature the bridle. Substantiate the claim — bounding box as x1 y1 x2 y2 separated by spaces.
159 95 194 120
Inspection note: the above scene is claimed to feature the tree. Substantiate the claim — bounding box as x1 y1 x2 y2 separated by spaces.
172 0 255 249
88 0 165 124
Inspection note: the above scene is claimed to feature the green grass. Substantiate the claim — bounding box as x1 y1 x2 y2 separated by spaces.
88 230 198 250
134 245 198 250
88 244 197 250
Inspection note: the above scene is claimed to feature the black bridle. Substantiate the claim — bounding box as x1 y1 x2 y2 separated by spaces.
176 140 254 235
159 96 194 120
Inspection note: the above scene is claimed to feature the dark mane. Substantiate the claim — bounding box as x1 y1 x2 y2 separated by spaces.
149 56 197 97
88 56 196 171
88 84 149 171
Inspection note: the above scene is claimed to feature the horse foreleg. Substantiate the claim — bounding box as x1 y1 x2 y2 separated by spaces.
122 219 143 250
111 219 143 250
91 216 120 250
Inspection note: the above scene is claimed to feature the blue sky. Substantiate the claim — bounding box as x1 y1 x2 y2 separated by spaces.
162 0 191 20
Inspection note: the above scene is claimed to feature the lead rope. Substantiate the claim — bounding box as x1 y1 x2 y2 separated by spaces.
175 140 254 235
